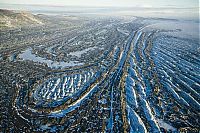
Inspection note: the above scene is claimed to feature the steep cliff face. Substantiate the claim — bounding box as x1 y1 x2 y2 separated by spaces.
0 9 44 29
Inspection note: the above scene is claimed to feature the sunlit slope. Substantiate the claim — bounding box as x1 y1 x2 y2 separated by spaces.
0 9 44 29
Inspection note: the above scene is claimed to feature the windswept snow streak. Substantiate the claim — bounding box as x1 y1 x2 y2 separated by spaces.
4 17 199 132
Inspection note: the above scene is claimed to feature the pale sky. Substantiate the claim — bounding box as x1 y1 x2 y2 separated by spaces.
0 0 199 8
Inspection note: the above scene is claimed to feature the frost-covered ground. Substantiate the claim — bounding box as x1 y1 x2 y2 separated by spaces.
0 6 199 133
19 48 84 68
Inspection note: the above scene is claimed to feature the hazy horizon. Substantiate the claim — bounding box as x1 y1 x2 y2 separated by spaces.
0 3 199 21
0 0 199 8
